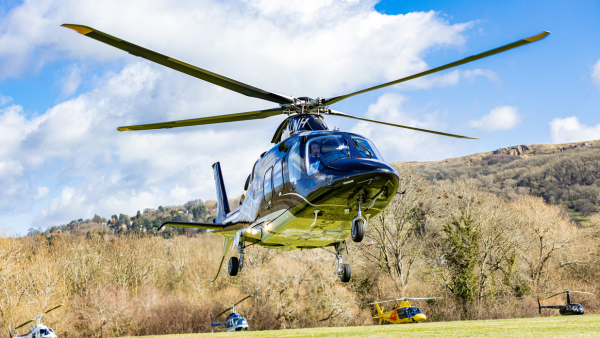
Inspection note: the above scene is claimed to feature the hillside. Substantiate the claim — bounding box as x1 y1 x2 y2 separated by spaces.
396 140 600 224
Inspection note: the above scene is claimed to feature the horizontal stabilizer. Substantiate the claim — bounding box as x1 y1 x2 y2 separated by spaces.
157 221 226 231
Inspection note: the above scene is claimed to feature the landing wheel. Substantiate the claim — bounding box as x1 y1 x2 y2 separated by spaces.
351 220 365 242
340 263 351 283
228 257 239 276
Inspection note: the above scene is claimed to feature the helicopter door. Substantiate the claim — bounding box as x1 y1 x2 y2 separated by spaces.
271 159 289 210
286 141 305 207
277 155 293 208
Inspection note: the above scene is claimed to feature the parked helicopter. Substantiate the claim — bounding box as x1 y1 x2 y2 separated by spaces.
371 297 441 324
538 290 593 316
9 304 63 338
62 24 549 283
210 295 252 332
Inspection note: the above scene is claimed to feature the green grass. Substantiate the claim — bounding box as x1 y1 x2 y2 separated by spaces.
131 314 600 338
569 210 590 226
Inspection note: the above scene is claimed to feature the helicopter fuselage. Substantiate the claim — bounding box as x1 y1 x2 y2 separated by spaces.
210 128 399 250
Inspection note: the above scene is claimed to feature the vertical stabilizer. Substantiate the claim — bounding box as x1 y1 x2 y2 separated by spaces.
375 302 383 315
566 291 571 304
212 162 230 224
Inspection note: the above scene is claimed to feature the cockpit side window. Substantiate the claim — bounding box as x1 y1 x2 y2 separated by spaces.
351 137 384 161
263 167 273 201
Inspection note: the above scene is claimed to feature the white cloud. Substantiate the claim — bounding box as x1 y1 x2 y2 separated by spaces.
0 93 12 105
550 116 600 143
592 59 600 89
0 0 482 231
60 64 82 97
348 93 460 161
469 106 521 131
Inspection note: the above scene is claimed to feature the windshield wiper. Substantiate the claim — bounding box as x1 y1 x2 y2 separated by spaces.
353 139 373 158
344 139 351 157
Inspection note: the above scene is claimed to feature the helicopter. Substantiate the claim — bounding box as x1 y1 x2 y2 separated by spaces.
210 295 253 332
62 24 549 283
538 290 593 316
8 304 63 338
370 297 441 324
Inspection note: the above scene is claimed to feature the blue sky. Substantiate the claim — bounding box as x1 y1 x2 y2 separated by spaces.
0 0 599 234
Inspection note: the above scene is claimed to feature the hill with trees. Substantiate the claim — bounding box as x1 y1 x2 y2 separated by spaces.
42 199 217 238
399 140 600 224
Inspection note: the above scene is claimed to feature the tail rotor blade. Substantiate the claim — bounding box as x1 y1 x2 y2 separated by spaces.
61 24 294 105
327 109 476 139
324 31 550 106
117 107 284 132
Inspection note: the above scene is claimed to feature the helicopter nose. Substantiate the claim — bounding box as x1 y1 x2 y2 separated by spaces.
414 313 427 322
325 158 398 175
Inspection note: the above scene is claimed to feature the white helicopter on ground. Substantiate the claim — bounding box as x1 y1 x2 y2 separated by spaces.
210 295 252 333
8 305 63 338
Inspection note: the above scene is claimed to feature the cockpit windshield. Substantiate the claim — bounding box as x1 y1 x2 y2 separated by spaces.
306 135 350 175
227 317 247 327
351 136 384 161
404 307 423 317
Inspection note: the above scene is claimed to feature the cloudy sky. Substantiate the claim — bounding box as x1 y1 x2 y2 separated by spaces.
1 0 599 234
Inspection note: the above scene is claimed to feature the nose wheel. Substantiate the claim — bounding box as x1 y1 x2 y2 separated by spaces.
351 197 366 242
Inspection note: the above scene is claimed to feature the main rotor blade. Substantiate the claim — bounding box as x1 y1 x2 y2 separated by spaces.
233 295 253 308
327 109 476 139
61 24 294 105
369 297 441 305
324 31 550 106
215 295 253 319
544 291 568 299
44 304 64 314
15 319 34 330
117 107 283 131
544 291 593 300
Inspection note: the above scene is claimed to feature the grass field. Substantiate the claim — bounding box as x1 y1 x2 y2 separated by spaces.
131 314 600 338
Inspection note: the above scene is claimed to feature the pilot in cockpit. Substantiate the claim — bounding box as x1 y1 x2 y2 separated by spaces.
308 142 323 175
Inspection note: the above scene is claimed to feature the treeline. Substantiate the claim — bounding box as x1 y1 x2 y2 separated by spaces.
41 199 214 239
413 143 600 223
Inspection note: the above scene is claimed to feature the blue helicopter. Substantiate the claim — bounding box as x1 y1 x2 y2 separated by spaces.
210 295 252 332
62 24 549 283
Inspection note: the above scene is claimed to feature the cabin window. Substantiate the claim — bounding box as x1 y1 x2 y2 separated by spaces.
273 160 283 193
288 142 302 185
351 137 384 161
306 135 350 175
263 167 273 201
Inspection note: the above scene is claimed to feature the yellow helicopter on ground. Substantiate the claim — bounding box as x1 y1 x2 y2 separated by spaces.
371 297 441 324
